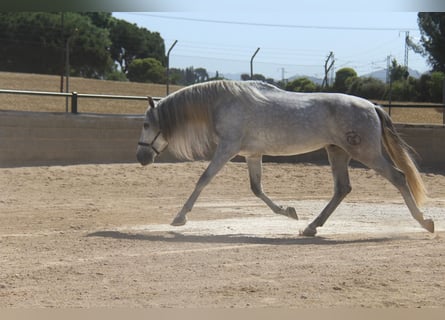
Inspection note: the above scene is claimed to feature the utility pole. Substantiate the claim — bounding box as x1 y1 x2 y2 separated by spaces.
166 40 178 95
386 55 392 84
388 54 393 115
281 67 287 85
322 51 334 88
65 29 78 112
404 31 409 68
250 47 260 79
60 12 64 93
442 78 445 124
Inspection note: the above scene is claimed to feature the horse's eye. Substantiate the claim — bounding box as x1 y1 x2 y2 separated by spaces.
143 122 150 129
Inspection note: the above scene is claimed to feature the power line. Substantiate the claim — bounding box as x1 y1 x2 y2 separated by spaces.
138 13 418 32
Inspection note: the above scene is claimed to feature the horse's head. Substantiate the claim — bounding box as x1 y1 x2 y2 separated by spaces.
136 97 168 166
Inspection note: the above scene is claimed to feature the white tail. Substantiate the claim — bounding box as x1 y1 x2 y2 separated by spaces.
375 107 427 205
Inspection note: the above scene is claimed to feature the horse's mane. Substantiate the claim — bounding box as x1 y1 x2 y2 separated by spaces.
157 80 267 160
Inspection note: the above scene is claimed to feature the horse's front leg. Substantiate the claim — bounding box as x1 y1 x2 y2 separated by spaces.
171 142 239 226
246 156 298 220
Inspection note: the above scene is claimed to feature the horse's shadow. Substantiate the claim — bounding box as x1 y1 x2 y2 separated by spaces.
86 230 401 246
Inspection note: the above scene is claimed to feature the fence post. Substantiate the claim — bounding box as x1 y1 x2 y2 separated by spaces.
71 92 78 114
442 78 445 125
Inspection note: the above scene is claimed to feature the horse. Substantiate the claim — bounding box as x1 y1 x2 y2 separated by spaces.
136 80 434 236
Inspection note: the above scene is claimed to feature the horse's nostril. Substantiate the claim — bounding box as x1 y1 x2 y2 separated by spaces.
136 147 155 166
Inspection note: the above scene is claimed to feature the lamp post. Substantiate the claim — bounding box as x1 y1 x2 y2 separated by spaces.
166 40 178 95
250 47 260 79
65 30 77 112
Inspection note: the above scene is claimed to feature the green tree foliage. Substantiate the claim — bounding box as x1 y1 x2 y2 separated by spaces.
240 73 268 81
346 77 386 100
416 72 445 102
0 12 166 80
417 12 445 72
430 72 445 102
333 67 357 93
389 59 409 82
0 12 60 74
168 67 211 85
65 13 113 78
0 12 112 77
127 58 165 84
109 19 165 74
390 77 417 101
285 77 319 92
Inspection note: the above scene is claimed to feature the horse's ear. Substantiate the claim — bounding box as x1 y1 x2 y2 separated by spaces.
148 96 155 109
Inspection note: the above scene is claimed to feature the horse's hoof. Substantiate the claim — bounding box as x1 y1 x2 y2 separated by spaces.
300 225 317 237
285 207 298 220
171 216 187 226
422 219 434 233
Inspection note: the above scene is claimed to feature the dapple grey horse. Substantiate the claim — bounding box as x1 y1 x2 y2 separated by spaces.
136 80 434 236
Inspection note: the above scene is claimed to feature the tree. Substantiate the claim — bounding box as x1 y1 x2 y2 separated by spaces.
389 59 409 82
81 12 113 29
166 67 211 85
109 19 166 74
66 13 113 78
413 72 445 102
346 77 386 100
0 12 113 78
208 71 225 81
430 71 445 102
391 77 417 101
415 73 433 101
333 67 357 93
0 13 59 74
127 58 165 83
417 13 445 72
194 68 209 82
285 77 318 92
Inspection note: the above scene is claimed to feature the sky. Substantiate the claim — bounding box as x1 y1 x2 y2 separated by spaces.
113 9 432 81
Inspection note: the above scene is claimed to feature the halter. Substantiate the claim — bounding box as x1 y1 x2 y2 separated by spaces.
138 130 167 155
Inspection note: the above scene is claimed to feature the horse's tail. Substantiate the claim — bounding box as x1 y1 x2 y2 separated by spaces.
375 106 427 205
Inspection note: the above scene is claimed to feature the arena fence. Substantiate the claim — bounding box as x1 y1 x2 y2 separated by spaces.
0 88 444 168
0 88 444 124
0 89 162 113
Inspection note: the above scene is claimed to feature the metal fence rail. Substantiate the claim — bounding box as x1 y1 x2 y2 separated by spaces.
0 88 444 124
0 89 162 114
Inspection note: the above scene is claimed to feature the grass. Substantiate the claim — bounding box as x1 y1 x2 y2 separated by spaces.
0 71 443 123
0 71 183 114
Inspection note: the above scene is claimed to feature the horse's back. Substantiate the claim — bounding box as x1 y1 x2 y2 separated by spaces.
233 83 382 156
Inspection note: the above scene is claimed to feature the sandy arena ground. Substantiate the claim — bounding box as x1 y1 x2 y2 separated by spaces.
0 161 444 308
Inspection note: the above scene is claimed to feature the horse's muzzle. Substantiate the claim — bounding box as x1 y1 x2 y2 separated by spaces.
136 145 156 166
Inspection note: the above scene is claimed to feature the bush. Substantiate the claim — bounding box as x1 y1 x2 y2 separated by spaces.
390 77 417 101
333 68 357 93
347 77 386 100
127 58 165 83
104 68 128 82
430 71 445 102
285 77 319 92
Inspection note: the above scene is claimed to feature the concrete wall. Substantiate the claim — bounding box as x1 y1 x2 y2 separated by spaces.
0 110 444 168
0 110 145 167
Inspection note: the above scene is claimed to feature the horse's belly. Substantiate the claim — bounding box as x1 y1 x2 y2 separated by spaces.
240 133 326 156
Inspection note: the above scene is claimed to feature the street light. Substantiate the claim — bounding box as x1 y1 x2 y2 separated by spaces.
65 29 78 112
250 47 260 79
166 40 178 95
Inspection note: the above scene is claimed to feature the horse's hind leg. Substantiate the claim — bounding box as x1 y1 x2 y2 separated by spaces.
246 156 298 220
302 145 352 236
361 154 434 233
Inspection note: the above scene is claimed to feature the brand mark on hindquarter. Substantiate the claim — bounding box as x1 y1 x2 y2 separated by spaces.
346 131 361 146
